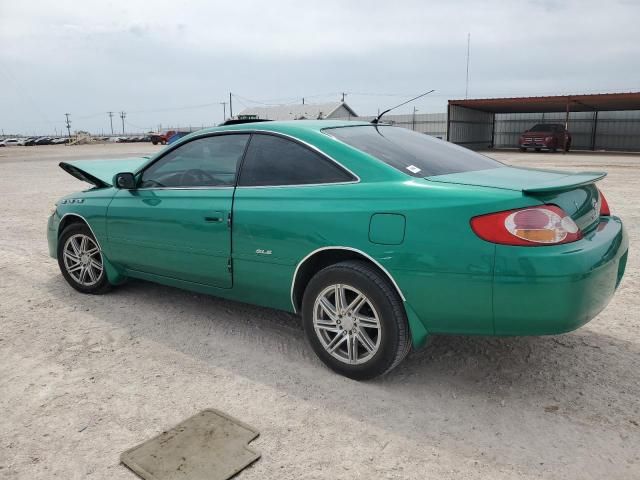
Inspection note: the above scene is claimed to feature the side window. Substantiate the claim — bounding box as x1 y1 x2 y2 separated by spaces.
238 134 354 186
140 134 249 188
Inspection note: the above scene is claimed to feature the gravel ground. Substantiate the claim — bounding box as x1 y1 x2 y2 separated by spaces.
1 144 638 480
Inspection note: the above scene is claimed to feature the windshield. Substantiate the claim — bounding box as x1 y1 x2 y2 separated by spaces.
323 125 502 177
529 124 560 132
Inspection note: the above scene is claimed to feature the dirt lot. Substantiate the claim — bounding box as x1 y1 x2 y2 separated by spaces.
1 144 638 479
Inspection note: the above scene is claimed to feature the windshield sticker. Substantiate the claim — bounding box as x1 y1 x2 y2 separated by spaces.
406 165 422 174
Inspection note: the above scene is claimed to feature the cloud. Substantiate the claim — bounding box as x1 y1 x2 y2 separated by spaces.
0 0 638 134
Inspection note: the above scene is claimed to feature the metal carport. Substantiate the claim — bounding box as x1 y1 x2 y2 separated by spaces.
446 92 640 151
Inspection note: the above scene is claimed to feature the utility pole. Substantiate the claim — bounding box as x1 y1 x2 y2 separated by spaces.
229 92 233 118
341 92 347 102
220 102 227 122
465 32 471 99
412 107 418 131
302 97 305 105
119 111 126 134
64 113 72 138
107 112 114 135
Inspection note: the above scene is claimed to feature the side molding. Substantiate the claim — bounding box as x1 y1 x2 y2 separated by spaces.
290 246 407 313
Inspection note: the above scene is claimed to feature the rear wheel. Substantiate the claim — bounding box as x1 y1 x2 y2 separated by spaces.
302 260 411 380
57 223 111 294
519 147 526 152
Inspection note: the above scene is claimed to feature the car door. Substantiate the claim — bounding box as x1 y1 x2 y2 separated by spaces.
106 133 250 288
231 133 358 308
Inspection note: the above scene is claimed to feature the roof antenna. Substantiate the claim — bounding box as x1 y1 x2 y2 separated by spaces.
371 90 435 124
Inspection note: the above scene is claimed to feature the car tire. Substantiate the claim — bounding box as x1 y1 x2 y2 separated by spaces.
549 147 557 153
301 260 411 380
519 147 526 152
565 142 571 152
57 223 111 294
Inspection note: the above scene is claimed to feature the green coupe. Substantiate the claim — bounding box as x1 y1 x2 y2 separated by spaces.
48 121 628 379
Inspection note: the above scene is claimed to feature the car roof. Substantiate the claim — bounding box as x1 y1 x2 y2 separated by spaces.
193 119 372 136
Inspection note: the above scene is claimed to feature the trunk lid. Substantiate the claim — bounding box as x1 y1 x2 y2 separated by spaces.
59 157 150 188
427 166 606 232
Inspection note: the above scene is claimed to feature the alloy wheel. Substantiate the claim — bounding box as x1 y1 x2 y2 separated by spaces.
313 284 382 365
62 233 103 287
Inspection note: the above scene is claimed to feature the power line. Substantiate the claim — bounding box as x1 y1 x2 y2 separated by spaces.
107 112 114 135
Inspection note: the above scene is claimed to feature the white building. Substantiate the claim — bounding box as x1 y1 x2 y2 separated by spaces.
237 102 357 121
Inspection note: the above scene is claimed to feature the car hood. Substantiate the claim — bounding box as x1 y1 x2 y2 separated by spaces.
59 157 150 188
426 166 605 194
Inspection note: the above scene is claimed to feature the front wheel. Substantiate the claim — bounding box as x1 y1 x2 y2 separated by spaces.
302 260 411 380
57 223 111 294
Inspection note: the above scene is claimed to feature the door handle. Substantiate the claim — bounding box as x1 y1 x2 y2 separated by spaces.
204 216 223 223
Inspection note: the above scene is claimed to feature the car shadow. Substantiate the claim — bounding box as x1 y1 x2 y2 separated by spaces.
43 274 640 472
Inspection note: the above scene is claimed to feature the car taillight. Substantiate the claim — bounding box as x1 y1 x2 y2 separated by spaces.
470 205 582 246
598 189 610 216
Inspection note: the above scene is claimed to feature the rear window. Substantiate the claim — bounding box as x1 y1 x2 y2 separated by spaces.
323 125 501 177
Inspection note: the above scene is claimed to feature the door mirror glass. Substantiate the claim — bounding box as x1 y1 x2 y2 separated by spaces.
114 172 136 189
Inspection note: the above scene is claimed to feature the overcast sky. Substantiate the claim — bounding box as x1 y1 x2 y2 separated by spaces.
1 0 639 135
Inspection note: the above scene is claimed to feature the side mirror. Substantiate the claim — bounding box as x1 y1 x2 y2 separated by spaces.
114 172 136 189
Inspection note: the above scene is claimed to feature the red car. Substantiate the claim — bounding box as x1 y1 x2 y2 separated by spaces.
519 123 571 152
149 130 178 145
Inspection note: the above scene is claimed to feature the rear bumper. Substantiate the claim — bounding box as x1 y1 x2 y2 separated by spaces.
493 216 628 335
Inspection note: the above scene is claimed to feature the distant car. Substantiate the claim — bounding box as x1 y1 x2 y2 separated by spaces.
35 137 53 146
519 123 571 152
149 130 177 145
48 120 627 379
1 138 21 147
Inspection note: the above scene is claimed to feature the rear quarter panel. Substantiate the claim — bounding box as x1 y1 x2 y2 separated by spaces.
231 177 540 335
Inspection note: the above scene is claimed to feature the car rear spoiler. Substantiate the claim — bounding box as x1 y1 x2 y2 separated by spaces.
522 172 606 194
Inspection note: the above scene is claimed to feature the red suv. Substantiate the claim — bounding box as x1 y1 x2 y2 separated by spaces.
519 123 571 152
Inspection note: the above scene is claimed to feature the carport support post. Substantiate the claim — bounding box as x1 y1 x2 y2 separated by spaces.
590 111 599 151
563 98 570 154
490 112 496 148
446 103 451 141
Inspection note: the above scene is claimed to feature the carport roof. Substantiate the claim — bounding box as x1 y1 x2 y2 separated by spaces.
448 92 640 113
